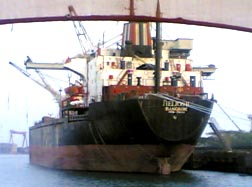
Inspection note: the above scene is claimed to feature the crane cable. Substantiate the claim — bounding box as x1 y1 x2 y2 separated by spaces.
216 103 242 132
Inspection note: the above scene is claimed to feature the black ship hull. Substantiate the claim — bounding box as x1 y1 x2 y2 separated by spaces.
89 94 212 145
29 95 213 174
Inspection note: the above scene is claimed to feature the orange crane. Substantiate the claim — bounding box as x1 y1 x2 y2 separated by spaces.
9 130 28 148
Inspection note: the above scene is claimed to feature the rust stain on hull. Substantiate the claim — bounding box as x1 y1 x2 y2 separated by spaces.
30 144 194 175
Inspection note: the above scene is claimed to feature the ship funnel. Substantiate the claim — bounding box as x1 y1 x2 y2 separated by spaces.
121 22 152 57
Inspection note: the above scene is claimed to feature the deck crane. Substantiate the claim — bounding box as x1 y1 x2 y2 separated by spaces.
9 61 62 110
68 5 95 55
68 5 123 54
24 56 88 106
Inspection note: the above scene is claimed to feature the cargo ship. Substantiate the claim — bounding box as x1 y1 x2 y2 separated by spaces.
29 22 216 174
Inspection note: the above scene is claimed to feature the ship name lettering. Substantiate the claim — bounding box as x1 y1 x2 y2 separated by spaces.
163 100 189 107
165 106 188 113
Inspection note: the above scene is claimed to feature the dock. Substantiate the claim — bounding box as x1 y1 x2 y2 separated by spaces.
184 114 252 175
184 148 252 174
0 143 17 154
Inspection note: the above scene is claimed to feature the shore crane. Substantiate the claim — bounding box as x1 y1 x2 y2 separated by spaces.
9 130 28 148
208 117 232 152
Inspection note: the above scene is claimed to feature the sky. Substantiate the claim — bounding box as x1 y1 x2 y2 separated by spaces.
0 21 252 146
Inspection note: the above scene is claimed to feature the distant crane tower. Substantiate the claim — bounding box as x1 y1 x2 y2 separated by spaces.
9 130 28 148
248 114 252 132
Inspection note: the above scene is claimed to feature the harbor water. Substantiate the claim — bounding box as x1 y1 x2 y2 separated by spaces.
0 154 251 187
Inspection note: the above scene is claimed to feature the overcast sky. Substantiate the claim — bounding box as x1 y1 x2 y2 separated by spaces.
0 21 251 145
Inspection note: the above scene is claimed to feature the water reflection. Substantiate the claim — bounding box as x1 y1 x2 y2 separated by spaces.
0 154 251 187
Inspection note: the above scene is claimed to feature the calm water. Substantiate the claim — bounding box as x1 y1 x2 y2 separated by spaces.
0 154 251 187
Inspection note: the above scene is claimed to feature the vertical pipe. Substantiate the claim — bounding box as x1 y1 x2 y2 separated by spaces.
137 77 141 86
127 70 133 85
154 22 161 93
139 22 144 46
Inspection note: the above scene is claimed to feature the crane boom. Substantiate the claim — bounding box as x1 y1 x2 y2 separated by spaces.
9 61 62 109
25 61 65 70
68 5 95 54
25 61 84 80
208 117 232 152
9 61 31 77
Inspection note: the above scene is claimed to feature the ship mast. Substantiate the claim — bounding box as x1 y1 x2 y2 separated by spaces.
154 22 161 93
154 0 161 93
